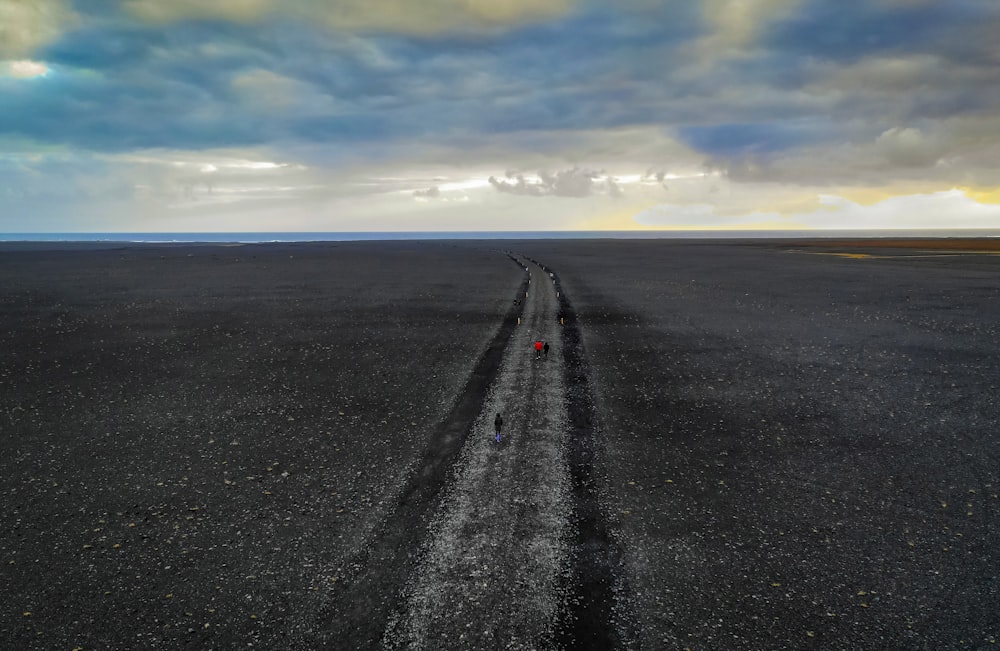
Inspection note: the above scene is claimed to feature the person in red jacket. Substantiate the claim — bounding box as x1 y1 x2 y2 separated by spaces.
534 340 543 359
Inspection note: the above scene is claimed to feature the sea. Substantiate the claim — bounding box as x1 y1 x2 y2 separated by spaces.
3 230 1000 244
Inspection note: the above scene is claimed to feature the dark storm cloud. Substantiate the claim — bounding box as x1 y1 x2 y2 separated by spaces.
44 24 168 69
4 0 1000 193
5 18 418 150
764 0 1000 64
2 2 709 153
1 68 254 151
677 120 837 158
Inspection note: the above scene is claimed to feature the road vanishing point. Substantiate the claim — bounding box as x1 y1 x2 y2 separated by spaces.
322 254 629 649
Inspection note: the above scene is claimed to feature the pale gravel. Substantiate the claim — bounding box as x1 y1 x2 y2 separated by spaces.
384 262 573 650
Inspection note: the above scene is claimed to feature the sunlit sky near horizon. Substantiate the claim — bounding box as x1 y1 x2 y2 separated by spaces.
2 0 1000 232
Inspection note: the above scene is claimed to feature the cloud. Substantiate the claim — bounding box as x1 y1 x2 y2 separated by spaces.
489 174 545 196
875 126 946 168
489 167 614 197
122 0 269 24
697 0 802 57
12 4 702 151
123 0 577 35
0 0 78 58
762 0 1000 84
541 168 600 197
633 201 800 229
633 188 1000 230
2 60 50 78
806 189 1000 228
678 119 834 158
485 167 636 199
643 169 667 183
413 186 441 199
230 68 346 117
5 1 1000 233
43 22 170 70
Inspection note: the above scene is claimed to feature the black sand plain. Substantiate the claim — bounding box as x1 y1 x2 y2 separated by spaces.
2 238 999 649
0 242 523 648
515 239 1000 649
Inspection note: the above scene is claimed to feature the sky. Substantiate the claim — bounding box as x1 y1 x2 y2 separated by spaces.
2 0 1000 233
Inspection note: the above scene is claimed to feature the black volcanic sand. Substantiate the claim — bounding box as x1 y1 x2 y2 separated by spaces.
0 242 522 649
514 239 1000 649
3 239 1000 649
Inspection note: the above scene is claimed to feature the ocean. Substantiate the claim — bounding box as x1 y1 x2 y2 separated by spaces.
2 230 1000 243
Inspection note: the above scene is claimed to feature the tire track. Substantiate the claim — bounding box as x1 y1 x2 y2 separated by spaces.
532 259 634 650
384 257 572 649
316 261 529 646
321 253 628 648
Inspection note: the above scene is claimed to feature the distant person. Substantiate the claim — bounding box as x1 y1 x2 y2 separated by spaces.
534 340 543 359
543 342 550 358
494 413 503 443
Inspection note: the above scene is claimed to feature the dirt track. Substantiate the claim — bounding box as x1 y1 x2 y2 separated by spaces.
381 257 572 647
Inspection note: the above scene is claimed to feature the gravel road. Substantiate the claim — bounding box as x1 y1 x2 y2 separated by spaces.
383 258 575 649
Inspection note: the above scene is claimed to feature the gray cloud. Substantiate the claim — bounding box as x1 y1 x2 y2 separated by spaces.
489 167 610 198
6 0 1000 234
489 174 545 196
413 185 441 198
10 1 995 181
875 126 947 168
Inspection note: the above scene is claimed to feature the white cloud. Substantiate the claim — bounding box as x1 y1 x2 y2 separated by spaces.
488 167 632 198
804 189 1000 229
3 60 50 78
634 202 792 228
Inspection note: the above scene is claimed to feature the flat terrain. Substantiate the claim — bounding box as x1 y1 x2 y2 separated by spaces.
0 242 523 648
2 238 999 649
515 239 1000 649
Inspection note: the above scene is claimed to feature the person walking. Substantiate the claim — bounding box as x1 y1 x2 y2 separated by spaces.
494 412 503 443
543 341 550 358
534 340 543 359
